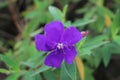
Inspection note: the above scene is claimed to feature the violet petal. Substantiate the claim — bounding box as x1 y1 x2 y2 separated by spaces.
44 50 64 68
63 27 82 44
64 46 77 64
35 34 54 51
44 21 64 42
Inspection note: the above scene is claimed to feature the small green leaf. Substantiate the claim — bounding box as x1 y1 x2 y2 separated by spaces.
30 28 43 37
21 53 44 68
0 55 19 71
84 66 94 80
61 63 71 80
44 70 57 80
77 37 87 50
0 68 9 74
32 65 51 76
34 0 42 10
102 45 111 67
64 21 72 27
23 71 36 80
62 5 68 22
72 19 95 27
6 73 20 80
83 35 109 50
83 41 109 50
84 7 96 19
49 6 62 21
61 62 76 80
78 35 109 56
111 10 120 38
65 62 76 80
23 16 41 38
114 35 120 45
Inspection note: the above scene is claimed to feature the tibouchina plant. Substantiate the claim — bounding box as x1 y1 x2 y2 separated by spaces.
35 21 84 68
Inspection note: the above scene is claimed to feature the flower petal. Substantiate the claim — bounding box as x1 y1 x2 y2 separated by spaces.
44 21 64 42
63 27 82 44
64 46 77 64
35 34 54 51
44 50 64 68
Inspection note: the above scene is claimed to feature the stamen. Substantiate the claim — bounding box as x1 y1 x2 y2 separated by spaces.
57 43 64 49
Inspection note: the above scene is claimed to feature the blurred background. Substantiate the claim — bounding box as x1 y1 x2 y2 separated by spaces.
0 0 120 80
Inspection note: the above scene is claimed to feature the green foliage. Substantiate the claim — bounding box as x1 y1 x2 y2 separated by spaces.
0 68 9 74
61 62 76 80
72 19 95 28
0 0 120 80
0 54 19 71
49 6 63 21
111 10 120 38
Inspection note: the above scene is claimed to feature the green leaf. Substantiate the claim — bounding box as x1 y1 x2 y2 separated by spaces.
102 45 111 67
0 68 9 74
35 74 42 80
34 0 53 10
61 62 76 80
49 6 62 21
110 42 120 54
6 73 20 80
22 9 39 20
94 48 102 67
83 41 109 50
32 65 51 76
77 37 87 50
78 35 109 56
78 48 92 57
83 35 109 50
84 7 96 19
23 16 41 38
21 53 44 68
90 11 105 33
44 70 57 80
111 10 120 38
0 55 19 71
23 71 36 80
96 6 114 18
114 35 120 45
34 0 42 10
64 21 72 27
72 19 95 27
30 28 43 37
62 5 68 22
65 62 76 80
84 66 94 80
61 64 71 80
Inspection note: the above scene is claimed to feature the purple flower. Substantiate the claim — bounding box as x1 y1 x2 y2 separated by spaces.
35 21 82 68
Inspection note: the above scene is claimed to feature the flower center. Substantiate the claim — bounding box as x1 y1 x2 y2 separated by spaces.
57 43 64 49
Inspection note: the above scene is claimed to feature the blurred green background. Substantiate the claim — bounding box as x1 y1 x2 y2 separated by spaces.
0 0 120 80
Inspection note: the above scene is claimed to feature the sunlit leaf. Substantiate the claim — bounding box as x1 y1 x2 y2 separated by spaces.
111 10 120 38
49 6 62 21
0 68 9 74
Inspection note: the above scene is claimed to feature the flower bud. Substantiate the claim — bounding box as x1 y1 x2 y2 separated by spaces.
81 31 89 37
